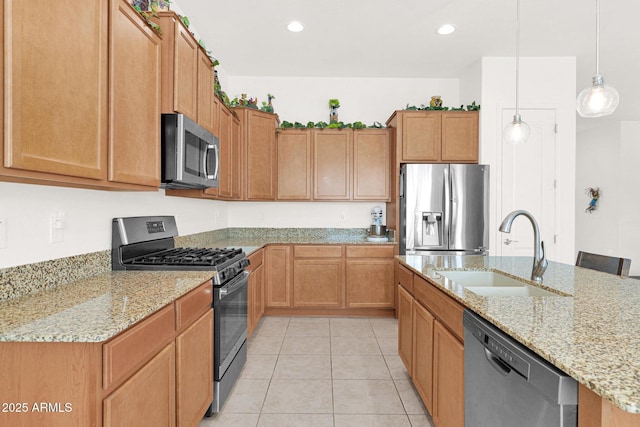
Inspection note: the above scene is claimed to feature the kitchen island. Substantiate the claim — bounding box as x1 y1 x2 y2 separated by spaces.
398 254 640 426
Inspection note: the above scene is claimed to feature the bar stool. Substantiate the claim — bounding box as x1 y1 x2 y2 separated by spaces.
575 251 631 277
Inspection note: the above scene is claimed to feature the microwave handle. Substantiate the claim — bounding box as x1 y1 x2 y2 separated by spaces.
204 143 219 180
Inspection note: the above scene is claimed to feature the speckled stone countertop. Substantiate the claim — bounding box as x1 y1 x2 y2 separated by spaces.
398 255 640 414
0 271 216 343
0 227 396 343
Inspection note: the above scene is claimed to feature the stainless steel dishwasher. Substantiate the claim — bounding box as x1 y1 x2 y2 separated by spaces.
463 309 577 427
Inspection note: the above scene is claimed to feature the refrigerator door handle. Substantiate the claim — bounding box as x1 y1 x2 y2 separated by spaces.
443 166 451 248
450 166 457 241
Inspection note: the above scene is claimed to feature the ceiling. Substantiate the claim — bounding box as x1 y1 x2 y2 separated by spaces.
178 0 639 131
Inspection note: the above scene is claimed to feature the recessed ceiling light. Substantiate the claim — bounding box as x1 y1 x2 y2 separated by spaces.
287 21 304 32
436 24 456 35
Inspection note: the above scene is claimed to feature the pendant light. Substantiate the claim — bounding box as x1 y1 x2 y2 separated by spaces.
576 0 619 117
503 0 530 144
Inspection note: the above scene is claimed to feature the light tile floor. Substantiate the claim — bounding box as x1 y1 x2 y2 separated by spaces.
200 316 435 427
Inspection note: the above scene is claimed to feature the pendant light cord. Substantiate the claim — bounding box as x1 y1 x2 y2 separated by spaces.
515 0 521 117
595 0 600 76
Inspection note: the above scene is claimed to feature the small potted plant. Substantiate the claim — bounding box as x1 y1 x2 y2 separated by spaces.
329 99 340 123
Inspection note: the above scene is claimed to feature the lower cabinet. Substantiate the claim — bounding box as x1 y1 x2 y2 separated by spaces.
397 284 413 371
248 248 265 337
293 245 344 308
104 342 176 426
397 261 464 427
265 245 292 308
432 320 464 427
176 310 214 427
0 280 213 427
412 300 434 414
264 244 397 315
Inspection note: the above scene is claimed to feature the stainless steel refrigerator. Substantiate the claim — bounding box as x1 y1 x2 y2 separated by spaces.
399 164 489 255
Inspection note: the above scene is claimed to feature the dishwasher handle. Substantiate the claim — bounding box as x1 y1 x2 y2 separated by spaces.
484 348 511 376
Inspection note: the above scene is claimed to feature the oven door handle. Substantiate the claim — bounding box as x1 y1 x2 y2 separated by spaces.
219 271 249 299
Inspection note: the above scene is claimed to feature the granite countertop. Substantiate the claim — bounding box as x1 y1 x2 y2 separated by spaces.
0 271 215 343
0 228 398 344
398 255 640 414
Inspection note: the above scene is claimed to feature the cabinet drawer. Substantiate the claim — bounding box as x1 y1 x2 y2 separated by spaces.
294 245 343 258
103 304 175 390
397 263 414 295
346 245 394 258
247 248 264 272
414 276 464 341
175 281 213 331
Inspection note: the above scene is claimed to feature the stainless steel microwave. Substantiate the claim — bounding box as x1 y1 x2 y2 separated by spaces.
161 113 219 189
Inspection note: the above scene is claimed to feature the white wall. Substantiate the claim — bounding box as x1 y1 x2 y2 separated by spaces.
575 121 640 275
227 76 461 126
479 57 577 264
0 183 227 268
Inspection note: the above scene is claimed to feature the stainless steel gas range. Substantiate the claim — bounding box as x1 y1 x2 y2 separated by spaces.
111 216 248 416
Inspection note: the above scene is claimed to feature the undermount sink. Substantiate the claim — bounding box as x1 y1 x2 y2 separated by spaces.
435 270 564 297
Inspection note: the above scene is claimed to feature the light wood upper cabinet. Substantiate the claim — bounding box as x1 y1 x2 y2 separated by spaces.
353 129 391 201
313 129 352 200
441 112 479 162
277 129 312 200
231 115 242 199
3 1 108 180
197 50 215 133
236 108 278 200
387 110 479 163
216 104 233 198
156 12 198 120
109 0 161 187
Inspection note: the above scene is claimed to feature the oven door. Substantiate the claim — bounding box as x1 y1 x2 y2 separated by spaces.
214 271 249 379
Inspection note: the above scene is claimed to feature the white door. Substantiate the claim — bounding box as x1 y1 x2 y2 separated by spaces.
498 108 557 260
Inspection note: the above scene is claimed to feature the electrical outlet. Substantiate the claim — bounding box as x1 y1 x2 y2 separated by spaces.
0 218 6 249
340 211 346 221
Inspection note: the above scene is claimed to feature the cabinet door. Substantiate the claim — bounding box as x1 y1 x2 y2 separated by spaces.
353 129 390 201
293 259 344 308
277 130 312 200
345 259 394 308
253 264 265 325
197 50 215 133
104 343 175 427
433 320 464 427
245 110 277 200
109 0 161 187
176 310 213 427
412 301 434 414
313 129 352 200
401 112 441 162
265 245 292 308
397 285 413 373
441 112 479 162
217 105 232 198
231 115 242 199
173 21 198 119
4 1 108 179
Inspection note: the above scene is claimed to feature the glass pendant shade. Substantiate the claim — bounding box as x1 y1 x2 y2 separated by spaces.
576 74 619 117
503 114 531 144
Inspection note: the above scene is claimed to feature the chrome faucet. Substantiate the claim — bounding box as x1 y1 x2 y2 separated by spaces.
499 210 548 283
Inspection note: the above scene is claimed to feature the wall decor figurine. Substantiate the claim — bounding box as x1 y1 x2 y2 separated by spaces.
329 99 340 123
430 95 443 108
585 187 600 213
